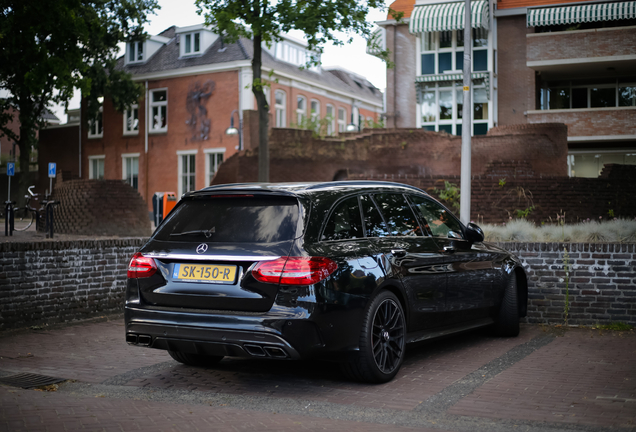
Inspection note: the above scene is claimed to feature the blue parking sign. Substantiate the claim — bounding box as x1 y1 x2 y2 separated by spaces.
7 162 15 176
48 162 56 178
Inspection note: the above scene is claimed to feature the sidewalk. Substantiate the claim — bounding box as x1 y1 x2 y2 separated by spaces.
1 318 635 431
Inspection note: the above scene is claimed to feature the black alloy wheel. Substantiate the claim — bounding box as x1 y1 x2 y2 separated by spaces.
494 274 520 337
342 291 406 383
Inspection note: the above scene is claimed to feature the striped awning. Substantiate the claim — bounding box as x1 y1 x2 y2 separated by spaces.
409 1 490 34
528 1 636 27
366 27 385 57
415 72 491 99
415 71 489 83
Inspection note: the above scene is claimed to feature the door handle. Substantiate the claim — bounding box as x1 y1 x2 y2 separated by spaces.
443 246 455 254
391 249 407 258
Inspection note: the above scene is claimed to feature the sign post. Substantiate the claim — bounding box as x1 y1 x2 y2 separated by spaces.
6 162 15 236
48 162 56 197
7 162 14 201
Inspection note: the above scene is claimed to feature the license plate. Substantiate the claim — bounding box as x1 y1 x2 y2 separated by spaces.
172 263 237 284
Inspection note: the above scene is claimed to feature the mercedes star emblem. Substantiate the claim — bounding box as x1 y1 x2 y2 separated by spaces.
196 244 208 254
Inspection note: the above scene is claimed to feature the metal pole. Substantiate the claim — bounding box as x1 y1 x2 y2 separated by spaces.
460 0 473 225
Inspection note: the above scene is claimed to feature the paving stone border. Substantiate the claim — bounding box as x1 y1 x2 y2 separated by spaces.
0 239 634 330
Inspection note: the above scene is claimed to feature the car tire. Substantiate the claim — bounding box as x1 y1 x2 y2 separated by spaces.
342 291 406 383
168 350 224 367
494 274 520 337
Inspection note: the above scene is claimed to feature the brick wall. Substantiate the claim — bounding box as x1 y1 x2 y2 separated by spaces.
52 180 152 236
499 242 636 326
527 107 636 138
527 26 636 63
1 239 634 330
0 238 145 330
496 15 536 125
212 123 569 185
350 163 636 224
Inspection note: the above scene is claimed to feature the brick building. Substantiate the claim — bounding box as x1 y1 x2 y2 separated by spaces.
73 25 383 211
374 0 636 177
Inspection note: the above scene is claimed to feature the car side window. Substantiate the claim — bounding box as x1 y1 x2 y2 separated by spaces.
409 195 464 239
359 195 389 238
372 193 423 237
321 196 364 241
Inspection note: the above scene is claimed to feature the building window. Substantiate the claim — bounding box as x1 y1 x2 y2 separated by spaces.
205 148 225 186
296 96 307 125
569 152 636 178
326 104 335 135
420 29 488 76
540 78 636 110
88 106 103 139
178 151 197 197
122 153 139 190
338 107 347 132
88 155 104 180
310 99 320 120
275 90 286 127
149 89 167 133
183 32 201 55
128 41 144 63
123 105 139 135
420 80 488 136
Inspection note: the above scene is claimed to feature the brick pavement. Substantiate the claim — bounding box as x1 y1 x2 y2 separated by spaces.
1 318 635 431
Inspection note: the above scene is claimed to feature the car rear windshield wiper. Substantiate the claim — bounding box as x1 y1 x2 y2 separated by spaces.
169 228 215 238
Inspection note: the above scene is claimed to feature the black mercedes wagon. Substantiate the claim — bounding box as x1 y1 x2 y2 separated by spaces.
125 181 527 383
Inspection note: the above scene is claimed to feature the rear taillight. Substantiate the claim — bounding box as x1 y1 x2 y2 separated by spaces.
127 253 157 278
252 256 338 285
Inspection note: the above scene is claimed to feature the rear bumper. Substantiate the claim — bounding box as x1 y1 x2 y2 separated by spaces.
124 304 325 360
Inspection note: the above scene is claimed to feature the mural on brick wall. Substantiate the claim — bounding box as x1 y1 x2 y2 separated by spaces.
185 80 215 141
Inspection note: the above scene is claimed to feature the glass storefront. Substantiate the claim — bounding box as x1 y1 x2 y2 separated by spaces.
568 152 636 177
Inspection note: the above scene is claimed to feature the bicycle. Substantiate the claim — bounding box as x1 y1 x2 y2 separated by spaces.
13 185 41 231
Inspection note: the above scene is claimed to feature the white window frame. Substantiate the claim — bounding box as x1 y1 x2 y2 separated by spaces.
182 32 201 56
310 99 320 121
419 82 489 136
127 41 144 64
296 95 307 125
326 104 335 135
275 90 286 127
88 155 105 180
177 149 197 197
204 148 225 186
88 106 103 139
121 153 140 190
149 88 168 133
123 104 139 135
338 107 347 133
419 29 488 76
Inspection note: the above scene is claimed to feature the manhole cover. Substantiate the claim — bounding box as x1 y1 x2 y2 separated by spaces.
0 373 66 389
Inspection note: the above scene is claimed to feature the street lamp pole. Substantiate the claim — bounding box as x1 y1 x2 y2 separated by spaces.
460 0 472 225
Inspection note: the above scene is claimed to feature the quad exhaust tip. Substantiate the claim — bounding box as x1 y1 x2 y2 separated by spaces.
126 333 152 346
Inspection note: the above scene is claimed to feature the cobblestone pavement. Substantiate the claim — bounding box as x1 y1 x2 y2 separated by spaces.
0 318 634 432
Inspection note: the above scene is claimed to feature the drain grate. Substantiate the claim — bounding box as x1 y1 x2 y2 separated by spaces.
0 373 66 389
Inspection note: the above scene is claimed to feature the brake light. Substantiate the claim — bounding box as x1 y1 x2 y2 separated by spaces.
252 256 337 285
127 253 157 278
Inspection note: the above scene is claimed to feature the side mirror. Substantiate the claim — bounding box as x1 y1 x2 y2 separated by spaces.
466 223 484 243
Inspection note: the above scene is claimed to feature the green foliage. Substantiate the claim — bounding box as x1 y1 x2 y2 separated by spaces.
0 0 159 184
608 208 615 218
499 178 506 187
515 206 535 219
593 322 634 331
434 181 460 213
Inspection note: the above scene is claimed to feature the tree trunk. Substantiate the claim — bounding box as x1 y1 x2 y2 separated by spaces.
252 33 269 183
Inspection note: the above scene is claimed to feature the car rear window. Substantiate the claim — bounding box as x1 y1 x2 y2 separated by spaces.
153 196 300 243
